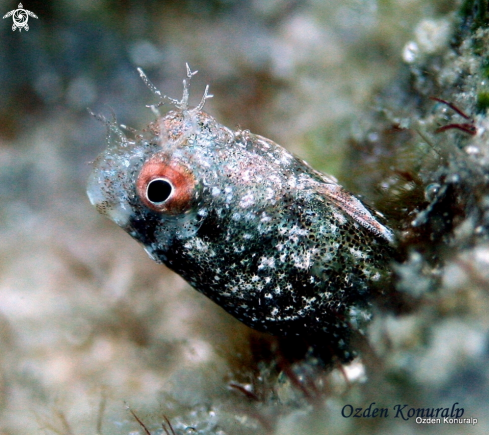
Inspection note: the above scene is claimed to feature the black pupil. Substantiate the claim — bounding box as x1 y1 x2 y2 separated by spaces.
147 179 172 203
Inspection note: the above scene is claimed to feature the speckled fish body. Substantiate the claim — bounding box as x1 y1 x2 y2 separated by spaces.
88 78 394 360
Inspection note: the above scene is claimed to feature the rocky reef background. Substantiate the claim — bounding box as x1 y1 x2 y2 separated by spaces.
1 0 487 433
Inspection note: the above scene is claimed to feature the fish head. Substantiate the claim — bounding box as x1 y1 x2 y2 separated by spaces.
87 107 254 263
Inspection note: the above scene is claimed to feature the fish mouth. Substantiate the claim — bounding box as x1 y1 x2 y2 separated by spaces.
86 155 134 228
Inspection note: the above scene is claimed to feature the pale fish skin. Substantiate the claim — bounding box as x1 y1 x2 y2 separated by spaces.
87 69 394 361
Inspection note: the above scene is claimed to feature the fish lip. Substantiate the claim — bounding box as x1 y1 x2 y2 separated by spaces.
86 153 136 228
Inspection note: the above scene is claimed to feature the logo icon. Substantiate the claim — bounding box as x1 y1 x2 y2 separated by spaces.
3 3 37 31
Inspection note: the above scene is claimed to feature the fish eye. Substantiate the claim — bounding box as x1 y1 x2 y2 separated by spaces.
146 178 173 204
136 156 196 214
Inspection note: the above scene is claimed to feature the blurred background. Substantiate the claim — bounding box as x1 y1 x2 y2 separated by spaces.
0 0 459 433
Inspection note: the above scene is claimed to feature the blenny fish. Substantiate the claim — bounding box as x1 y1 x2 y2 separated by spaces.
87 66 394 361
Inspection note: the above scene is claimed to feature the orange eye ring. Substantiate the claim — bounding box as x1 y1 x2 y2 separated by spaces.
136 156 196 214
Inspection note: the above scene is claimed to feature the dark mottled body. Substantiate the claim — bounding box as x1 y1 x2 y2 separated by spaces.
88 81 394 361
